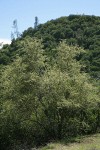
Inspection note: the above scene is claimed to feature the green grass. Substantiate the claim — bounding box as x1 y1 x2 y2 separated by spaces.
39 134 100 150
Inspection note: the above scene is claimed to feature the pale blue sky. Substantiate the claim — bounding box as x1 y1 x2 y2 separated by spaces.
0 0 100 42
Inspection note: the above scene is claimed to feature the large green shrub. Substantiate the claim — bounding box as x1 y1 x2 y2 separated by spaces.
0 38 99 149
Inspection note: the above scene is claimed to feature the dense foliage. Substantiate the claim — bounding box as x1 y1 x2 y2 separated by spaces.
22 14 100 79
0 14 100 149
0 37 99 149
0 15 100 79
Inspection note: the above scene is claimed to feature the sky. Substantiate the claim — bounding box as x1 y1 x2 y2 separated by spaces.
0 0 100 44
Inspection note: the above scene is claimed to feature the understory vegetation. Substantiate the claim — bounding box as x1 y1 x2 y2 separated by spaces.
40 133 100 150
0 15 100 149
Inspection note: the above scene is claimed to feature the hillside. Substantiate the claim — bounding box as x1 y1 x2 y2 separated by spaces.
0 14 100 79
0 15 100 150
22 14 100 79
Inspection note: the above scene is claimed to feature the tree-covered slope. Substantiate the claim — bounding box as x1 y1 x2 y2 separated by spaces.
22 15 100 79
0 14 100 78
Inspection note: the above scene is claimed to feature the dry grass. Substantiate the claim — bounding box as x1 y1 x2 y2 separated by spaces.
39 134 100 150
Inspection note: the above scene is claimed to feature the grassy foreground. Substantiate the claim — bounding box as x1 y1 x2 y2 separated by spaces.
39 134 100 150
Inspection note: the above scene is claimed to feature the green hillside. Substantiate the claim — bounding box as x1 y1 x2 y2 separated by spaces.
22 15 100 79
0 15 100 150
0 14 100 78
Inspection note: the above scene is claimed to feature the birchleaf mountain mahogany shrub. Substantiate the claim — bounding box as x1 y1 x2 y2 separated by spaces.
0 38 99 149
